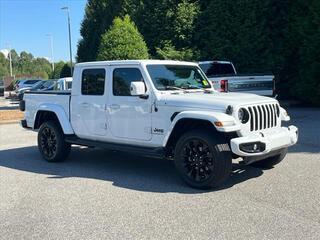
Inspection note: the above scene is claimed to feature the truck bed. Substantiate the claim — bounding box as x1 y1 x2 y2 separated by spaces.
23 91 71 128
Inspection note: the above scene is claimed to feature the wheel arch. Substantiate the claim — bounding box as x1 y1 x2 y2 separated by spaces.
163 111 239 149
165 118 216 149
33 104 74 134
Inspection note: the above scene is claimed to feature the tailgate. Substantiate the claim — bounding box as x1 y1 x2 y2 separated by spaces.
227 75 274 96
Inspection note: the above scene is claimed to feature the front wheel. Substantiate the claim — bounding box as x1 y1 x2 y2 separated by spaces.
38 121 71 162
174 129 232 189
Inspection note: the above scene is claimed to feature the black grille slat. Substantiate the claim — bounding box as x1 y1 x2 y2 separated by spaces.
272 104 277 126
268 104 274 127
266 105 271 128
262 105 267 129
257 106 263 130
248 107 254 131
253 106 258 131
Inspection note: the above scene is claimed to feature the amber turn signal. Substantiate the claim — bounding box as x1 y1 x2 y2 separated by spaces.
214 121 224 127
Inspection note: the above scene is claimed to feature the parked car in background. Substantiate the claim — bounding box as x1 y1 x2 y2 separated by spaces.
54 77 72 91
17 79 57 100
0 80 4 96
15 79 42 90
199 61 275 97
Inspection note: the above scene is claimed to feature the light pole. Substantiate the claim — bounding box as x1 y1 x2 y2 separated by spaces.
61 6 73 76
46 34 55 72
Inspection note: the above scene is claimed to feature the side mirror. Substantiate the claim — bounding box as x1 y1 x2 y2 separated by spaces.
130 82 146 96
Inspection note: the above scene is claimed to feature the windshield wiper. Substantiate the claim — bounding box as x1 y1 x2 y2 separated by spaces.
164 86 185 91
181 85 202 90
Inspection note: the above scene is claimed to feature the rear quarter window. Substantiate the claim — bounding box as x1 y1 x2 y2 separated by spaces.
81 68 106 95
199 63 235 77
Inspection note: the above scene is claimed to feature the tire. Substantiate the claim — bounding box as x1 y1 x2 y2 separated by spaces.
174 129 232 189
251 148 288 168
38 121 71 162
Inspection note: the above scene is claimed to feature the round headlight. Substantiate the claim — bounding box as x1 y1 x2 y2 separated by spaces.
238 108 249 124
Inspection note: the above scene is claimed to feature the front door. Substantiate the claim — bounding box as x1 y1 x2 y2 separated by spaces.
71 67 108 139
108 67 152 141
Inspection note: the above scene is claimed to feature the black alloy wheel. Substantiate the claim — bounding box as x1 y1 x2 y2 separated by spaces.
38 121 71 162
40 126 58 159
174 129 232 189
181 139 214 182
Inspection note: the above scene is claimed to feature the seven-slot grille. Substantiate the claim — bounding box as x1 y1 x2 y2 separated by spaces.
247 104 278 131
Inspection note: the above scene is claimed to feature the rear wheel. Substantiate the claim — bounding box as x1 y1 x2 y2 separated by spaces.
174 129 232 189
251 148 288 168
38 121 71 162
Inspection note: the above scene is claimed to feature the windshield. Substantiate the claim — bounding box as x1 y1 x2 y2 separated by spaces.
31 81 45 89
199 63 235 77
146 65 211 90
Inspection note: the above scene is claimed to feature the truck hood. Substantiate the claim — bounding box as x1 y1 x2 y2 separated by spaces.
157 91 277 110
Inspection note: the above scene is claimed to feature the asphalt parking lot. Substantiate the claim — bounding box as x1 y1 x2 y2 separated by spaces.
0 108 319 239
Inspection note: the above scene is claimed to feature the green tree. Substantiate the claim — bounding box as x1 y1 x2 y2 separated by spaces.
77 0 125 62
60 63 72 78
0 52 9 78
156 40 198 61
97 15 149 60
51 61 65 79
195 0 273 72
288 0 320 105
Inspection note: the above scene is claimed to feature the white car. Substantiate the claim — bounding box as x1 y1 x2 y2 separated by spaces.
20 60 298 189
199 61 275 97
54 77 72 91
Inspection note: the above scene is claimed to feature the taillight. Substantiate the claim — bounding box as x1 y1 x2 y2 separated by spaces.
220 80 228 92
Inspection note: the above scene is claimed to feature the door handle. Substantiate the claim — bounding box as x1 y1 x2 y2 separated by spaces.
81 102 90 108
110 104 120 110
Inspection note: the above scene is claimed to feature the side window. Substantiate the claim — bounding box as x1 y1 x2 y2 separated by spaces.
113 68 144 96
81 68 106 95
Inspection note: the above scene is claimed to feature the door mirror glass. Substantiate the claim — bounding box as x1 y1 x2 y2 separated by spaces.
130 82 145 96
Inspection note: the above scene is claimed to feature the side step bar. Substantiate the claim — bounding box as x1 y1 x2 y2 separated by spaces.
65 135 166 159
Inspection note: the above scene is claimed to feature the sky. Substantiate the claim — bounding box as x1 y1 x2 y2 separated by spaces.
0 0 87 62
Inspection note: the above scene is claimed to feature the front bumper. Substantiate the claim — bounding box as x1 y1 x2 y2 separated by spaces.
230 125 298 157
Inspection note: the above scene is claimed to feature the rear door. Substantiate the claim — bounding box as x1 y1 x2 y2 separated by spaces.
71 67 108 139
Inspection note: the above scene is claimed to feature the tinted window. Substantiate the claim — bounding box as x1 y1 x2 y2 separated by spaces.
199 63 235 77
81 68 105 95
25 80 41 84
113 68 144 96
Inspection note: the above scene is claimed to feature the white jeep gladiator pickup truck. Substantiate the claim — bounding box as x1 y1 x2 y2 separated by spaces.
20 60 298 189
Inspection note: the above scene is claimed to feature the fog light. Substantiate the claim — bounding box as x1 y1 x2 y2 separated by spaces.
240 142 266 153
